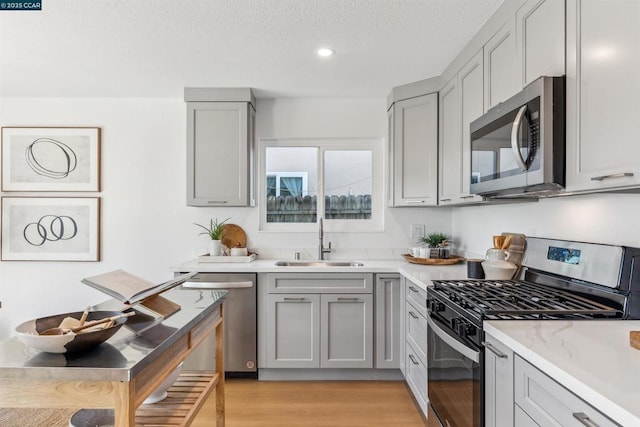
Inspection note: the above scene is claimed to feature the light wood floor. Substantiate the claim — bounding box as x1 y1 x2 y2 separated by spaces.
192 379 426 427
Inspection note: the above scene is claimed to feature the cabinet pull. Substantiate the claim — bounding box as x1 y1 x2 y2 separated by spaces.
590 172 633 181
409 311 419 319
337 297 359 301
207 200 229 204
460 195 476 199
572 412 600 427
405 200 425 204
283 297 305 301
440 198 451 202
408 354 419 365
408 286 419 293
481 341 508 359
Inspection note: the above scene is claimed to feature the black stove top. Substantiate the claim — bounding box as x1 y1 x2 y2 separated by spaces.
430 279 621 321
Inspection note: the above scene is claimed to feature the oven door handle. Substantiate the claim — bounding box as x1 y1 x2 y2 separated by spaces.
511 105 530 172
427 315 480 363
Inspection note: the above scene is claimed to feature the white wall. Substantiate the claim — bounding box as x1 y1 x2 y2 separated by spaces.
0 96 451 339
452 193 640 258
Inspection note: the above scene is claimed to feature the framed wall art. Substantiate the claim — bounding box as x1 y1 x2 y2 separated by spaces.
1 197 100 261
1 127 101 191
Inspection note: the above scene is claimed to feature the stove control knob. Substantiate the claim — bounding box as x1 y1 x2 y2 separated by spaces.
456 319 467 337
465 324 477 337
429 300 445 313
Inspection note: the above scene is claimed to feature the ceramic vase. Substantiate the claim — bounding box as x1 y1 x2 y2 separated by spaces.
209 240 222 256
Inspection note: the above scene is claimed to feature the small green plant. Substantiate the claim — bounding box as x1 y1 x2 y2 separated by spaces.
420 232 449 248
194 217 230 240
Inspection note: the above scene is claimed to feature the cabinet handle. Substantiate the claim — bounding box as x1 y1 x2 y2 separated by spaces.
481 341 508 359
405 200 425 204
337 297 359 301
408 354 419 365
207 200 229 204
440 198 451 202
460 195 476 199
572 412 600 427
590 172 633 181
408 286 419 293
409 311 419 319
283 297 305 301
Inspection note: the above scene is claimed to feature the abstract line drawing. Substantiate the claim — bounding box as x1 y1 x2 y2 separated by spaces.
1 197 100 261
25 138 78 179
1 127 100 191
23 215 79 246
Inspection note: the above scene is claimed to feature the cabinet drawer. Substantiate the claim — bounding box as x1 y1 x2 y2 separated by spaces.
405 281 427 318
514 355 620 427
405 341 428 416
405 300 427 364
267 273 373 294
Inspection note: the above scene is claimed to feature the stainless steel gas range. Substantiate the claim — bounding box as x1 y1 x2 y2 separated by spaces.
426 237 640 427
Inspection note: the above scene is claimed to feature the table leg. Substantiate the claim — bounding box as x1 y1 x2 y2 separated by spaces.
216 304 225 426
114 380 136 426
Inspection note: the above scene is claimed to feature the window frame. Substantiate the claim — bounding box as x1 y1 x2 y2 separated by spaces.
266 171 309 197
258 137 383 232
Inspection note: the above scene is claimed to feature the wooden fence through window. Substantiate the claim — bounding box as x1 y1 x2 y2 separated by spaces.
266 195 372 222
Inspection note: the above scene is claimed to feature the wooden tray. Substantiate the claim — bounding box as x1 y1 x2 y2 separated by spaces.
402 254 465 265
221 224 247 248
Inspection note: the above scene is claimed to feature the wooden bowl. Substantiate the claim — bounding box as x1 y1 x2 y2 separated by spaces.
15 310 129 354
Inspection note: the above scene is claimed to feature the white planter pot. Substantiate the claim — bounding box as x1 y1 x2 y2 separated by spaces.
208 240 222 256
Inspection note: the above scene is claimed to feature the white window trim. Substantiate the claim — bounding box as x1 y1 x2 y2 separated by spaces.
258 137 384 233
266 171 309 196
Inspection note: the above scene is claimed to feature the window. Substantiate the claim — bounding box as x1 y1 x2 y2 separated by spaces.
259 138 383 232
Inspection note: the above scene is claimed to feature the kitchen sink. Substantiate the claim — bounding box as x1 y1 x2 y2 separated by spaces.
275 261 365 267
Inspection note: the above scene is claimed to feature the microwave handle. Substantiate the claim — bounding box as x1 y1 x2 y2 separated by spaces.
511 105 529 172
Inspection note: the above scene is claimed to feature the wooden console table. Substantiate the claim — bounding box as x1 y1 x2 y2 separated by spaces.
0 288 226 426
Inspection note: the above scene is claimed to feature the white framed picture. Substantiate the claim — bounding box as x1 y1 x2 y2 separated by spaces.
1 197 100 261
1 127 101 191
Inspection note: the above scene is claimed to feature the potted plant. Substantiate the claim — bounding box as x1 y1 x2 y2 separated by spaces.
420 232 449 258
194 217 230 256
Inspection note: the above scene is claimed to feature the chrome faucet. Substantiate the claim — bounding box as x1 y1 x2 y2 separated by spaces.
318 218 332 260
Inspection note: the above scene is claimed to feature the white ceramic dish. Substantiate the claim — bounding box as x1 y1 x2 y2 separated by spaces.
143 362 183 404
482 259 518 280
68 409 114 427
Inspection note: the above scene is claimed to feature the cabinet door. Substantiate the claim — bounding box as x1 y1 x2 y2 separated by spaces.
375 275 400 369
266 294 320 368
387 107 395 207
517 0 565 88
484 333 514 427
320 294 373 368
399 277 407 375
392 93 439 206
566 0 640 191
405 341 428 416
405 301 427 364
484 17 518 110
186 101 253 206
459 50 486 202
514 355 619 427
438 76 462 205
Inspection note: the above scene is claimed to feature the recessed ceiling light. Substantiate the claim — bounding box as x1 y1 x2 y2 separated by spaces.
316 48 335 57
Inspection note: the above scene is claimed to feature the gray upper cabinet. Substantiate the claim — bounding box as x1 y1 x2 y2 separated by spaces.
389 93 439 207
185 88 256 207
565 0 640 192
484 17 518 110
438 76 462 205
516 0 565 88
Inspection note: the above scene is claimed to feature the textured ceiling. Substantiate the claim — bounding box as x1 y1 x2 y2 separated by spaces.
0 0 503 98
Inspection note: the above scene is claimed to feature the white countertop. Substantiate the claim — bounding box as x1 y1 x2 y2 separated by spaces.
170 258 468 291
485 320 640 426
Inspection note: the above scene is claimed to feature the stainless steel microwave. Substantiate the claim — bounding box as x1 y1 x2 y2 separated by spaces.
470 76 565 197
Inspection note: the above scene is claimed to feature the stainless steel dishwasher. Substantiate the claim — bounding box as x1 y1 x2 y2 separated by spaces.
180 273 257 378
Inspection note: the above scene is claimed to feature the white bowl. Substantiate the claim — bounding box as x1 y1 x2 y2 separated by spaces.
481 260 517 280
143 362 183 404
69 409 114 427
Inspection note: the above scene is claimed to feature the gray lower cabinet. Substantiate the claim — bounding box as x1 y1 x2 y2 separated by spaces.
375 275 401 369
402 278 429 417
514 355 620 427
321 294 373 368
263 273 374 369
266 294 320 368
484 332 514 427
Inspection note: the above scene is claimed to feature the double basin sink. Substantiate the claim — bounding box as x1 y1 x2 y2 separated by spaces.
275 261 364 267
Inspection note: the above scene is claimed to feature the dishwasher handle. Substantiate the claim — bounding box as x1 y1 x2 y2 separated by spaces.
182 281 253 290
